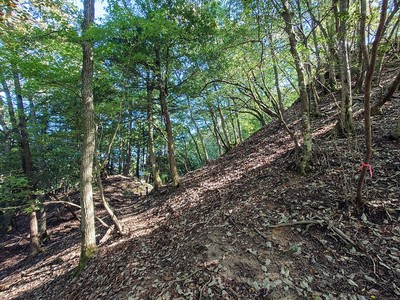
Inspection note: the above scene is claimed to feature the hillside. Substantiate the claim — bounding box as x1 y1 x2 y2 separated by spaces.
1 70 400 299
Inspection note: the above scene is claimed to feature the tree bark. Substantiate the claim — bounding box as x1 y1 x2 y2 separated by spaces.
280 0 312 174
186 98 209 164
13 71 35 178
0 84 12 153
371 70 400 115
29 204 41 258
208 106 227 153
336 0 355 136
268 33 285 112
123 107 133 176
13 70 42 258
217 103 232 150
95 168 124 234
155 47 179 187
146 74 162 190
356 0 388 207
354 0 368 93
1 77 18 134
77 0 97 273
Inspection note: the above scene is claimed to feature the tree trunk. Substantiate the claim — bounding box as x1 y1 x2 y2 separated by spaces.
13 71 35 178
234 103 243 143
354 0 368 93
135 146 140 178
208 107 227 153
187 99 209 163
268 32 285 112
77 0 97 273
1 77 18 134
356 0 388 207
336 0 355 136
123 120 132 176
371 70 400 115
95 169 124 234
187 129 203 165
13 70 42 258
29 206 41 258
155 48 179 187
0 88 11 153
38 205 47 241
280 0 312 174
146 75 162 190
217 103 232 150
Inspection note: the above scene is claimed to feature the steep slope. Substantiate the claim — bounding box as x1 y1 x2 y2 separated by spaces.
1 70 400 299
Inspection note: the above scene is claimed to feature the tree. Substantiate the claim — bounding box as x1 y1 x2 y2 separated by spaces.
336 0 355 136
14 69 42 258
146 71 163 189
77 0 97 272
155 46 180 187
371 70 400 115
355 0 389 207
278 0 312 174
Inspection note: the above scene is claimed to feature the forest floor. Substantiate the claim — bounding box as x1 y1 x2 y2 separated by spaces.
1 67 400 299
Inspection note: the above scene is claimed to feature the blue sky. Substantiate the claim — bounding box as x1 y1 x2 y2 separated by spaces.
73 0 107 20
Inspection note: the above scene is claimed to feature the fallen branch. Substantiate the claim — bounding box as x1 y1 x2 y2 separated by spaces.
99 225 115 245
0 205 28 212
44 199 110 228
199 275 213 300
256 217 360 250
266 219 324 228
320 217 360 249
95 169 125 234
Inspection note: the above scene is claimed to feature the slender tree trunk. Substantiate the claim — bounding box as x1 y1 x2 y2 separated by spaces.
327 7 339 89
308 4 325 95
0 89 11 153
355 0 368 93
268 33 285 112
123 108 133 176
280 0 312 174
187 98 209 163
13 71 34 178
159 88 179 187
95 168 124 234
77 0 97 273
187 130 203 165
1 78 18 133
217 103 231 150
38 205 47 241
337 0 355 136
356 0 388 207
147 75 162 190
29 204 41 257
155 48 179 187
233 102 243 143
13 70 42 258
371 70 400 115
227 106 239 146
208 107 228 152
135 146 140 178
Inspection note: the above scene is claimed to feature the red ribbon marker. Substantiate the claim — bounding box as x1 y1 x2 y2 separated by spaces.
358 162 373 177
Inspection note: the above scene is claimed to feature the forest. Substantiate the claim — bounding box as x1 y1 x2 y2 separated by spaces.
0 0 400 299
